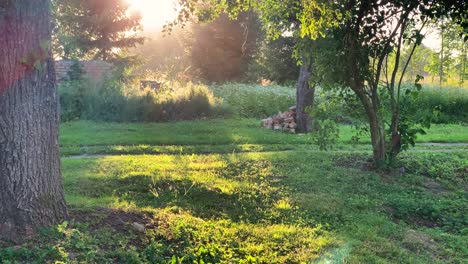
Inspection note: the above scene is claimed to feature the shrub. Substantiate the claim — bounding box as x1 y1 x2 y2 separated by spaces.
58 78 224 122
58 80 87 122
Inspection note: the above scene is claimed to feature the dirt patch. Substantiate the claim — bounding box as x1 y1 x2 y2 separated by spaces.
421 177 450 194
269 175 289 183
407 215 440 228
69 208 154 248
65 154 108 159
334 155 408 182
403 229 440 257
382 206 440 229
70 208 152 232
334 154 374 171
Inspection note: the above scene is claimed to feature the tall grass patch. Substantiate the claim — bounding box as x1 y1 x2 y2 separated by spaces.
209 83 296 117
401 84 468 124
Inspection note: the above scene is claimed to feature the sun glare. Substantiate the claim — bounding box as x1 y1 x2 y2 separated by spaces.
126 0 178 30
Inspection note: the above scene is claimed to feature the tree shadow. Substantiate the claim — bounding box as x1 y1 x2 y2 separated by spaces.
65 156 296 224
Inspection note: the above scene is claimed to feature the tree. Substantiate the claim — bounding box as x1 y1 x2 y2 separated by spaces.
53 0 144 60
311 0 466 165
131 28 191 79
248 36 300 85
0 0 67 241
436 20 459 85
170 0 332 132
173 0 467 166
423 22 466 86
425 50 441 83
454 40 467 86
190 12 262 82
442 22 467 86
400 44 433 83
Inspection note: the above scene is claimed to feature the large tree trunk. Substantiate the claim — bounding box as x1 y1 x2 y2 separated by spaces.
295 58 315 133
0 0 68 241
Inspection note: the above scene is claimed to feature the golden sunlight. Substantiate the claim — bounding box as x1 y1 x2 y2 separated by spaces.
126 0 178 30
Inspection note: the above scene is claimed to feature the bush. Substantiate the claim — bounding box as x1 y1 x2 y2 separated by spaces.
58 80 87 122
59 78 224 122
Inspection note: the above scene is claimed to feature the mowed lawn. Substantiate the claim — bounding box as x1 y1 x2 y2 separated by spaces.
2 119 467 263
59 119 468 156
60 119 468 146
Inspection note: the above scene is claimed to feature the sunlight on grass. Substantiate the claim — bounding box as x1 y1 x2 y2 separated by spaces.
60 153 347 262
56 149 468 263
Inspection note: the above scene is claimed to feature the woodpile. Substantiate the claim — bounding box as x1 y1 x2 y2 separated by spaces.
261 106 297 133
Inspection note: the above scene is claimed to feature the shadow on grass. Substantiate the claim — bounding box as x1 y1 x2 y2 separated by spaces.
65 156 298 224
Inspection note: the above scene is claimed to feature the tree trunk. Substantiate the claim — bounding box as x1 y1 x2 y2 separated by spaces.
295 59 315 133
354 89 386 167
388 110 401 162
439 24 444 86
0 0 68 241
367 109 386 167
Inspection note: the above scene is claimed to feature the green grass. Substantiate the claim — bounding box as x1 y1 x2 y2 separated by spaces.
2 119 467 263
60 119 468 148
338 123 468 143
60 119 313 146
3 151 466 263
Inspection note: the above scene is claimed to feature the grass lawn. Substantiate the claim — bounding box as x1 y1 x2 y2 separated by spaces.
59 119 468 156
1 119 467 263
339 123 468 143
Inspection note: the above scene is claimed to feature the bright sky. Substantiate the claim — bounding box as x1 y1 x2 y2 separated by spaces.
423 30 441 51
127 0 442 50
127 0 179 31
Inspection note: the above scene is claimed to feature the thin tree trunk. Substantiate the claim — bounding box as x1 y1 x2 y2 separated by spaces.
461 45 466 86
353 88 386 166
389 112 401 162
0 0 67 241
439 24 444 86
295 57 315 133
344 26 386 166
369 114 386 167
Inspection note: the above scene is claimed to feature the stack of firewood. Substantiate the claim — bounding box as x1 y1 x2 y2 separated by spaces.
261 106 297 133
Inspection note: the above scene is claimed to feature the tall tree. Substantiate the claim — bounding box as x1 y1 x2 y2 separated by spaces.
54 0 144 60
455 39 467 86
312 0 466 165
0 0 67 241
248 36 300 84
442 22 467 86
436 20 458 85
173 0 467 166
190 12 262 82
170 0 326 133
400 44 433 83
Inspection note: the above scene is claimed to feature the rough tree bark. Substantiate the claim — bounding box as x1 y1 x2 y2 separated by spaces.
0 0 68 241
295 57 315 133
